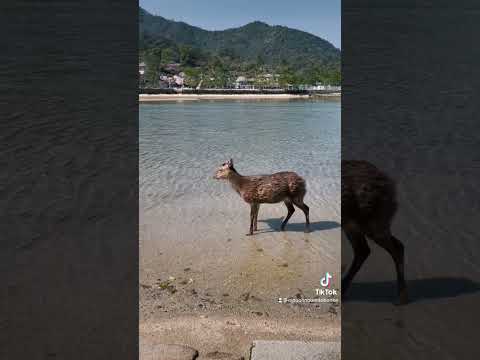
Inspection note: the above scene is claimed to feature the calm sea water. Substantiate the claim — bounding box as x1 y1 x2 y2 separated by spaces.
140 99 340 213
140 99 341 311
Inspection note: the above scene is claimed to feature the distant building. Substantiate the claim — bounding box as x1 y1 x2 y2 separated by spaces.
235 76 247 89
235 76 256 89
164 63 181 73
138 62 146 87
173 74 184 87
139 62 146 75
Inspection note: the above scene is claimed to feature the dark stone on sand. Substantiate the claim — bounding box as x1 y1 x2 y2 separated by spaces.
202 350 243 359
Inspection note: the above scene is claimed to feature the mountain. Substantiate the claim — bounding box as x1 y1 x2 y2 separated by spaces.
139 7 340 69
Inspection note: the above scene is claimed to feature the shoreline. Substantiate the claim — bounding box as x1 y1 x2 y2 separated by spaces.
139 93 340 102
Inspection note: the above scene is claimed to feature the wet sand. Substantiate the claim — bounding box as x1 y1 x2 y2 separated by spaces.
139 193 341 356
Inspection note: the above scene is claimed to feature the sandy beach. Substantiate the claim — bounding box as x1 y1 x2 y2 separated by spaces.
139 93 340 102
139 99 341 358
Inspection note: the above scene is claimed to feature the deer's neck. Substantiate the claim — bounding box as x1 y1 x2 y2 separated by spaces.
227 171 246 194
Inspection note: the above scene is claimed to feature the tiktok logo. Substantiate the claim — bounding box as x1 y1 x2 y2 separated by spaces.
320 272 333 287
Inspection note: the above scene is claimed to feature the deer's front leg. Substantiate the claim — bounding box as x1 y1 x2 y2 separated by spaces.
246 204 255 236
253 203 260 231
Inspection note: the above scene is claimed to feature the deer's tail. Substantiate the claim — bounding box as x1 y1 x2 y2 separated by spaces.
288 175 307 199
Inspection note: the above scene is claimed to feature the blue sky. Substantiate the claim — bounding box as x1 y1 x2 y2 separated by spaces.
139 0 341 49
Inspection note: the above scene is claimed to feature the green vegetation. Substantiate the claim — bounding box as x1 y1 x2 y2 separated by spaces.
139 7 341 88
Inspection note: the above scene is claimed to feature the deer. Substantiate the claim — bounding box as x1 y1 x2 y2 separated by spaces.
341 160 408 305
213 159 310 235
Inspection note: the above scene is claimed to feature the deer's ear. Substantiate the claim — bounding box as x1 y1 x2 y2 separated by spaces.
228 158 234 168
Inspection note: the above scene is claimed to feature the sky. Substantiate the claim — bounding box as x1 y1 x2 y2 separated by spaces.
139 0 341 49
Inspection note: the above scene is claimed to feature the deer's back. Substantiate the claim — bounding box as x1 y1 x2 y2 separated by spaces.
242 171 306 203
342 160 397 227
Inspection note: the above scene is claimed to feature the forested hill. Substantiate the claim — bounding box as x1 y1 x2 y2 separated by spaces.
140 7 340 69
139 7 340 87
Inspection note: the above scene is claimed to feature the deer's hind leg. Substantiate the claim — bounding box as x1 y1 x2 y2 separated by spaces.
281 200 295 231
368 227 408 305
292 197 310 233
342 227 370 298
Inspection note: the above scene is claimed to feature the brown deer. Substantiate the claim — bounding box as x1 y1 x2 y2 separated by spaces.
342 160 408 305
213 159 310 235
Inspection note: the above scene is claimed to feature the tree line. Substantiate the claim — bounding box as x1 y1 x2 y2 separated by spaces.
140 45 341 88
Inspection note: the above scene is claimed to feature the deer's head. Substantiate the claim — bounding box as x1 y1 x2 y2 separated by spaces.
214 158 235 180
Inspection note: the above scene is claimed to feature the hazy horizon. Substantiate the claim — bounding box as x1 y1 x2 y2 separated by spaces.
140 0 341 49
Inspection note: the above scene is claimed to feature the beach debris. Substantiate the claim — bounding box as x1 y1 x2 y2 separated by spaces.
296 288 304 299
168 276 176 281
280 263 289 267
241 292 250 301
222 293 230 297
184 267 191 272
180 279 189 285
205 350 241 359
256 248 263 252
252 311 263 316
201 297 216 304
140 283 152 289
157 280 177 294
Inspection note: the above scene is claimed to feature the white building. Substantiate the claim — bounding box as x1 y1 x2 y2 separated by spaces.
139 62 146 76
173 74 184 87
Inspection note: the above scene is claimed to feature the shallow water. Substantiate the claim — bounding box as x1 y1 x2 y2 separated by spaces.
140 99 341 313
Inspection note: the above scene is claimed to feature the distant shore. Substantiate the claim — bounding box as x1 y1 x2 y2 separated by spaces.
139 93 340 102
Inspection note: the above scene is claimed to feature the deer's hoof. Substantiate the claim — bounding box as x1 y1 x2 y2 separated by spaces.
395 290 409 306
246 233 254 236
304 228 311 233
